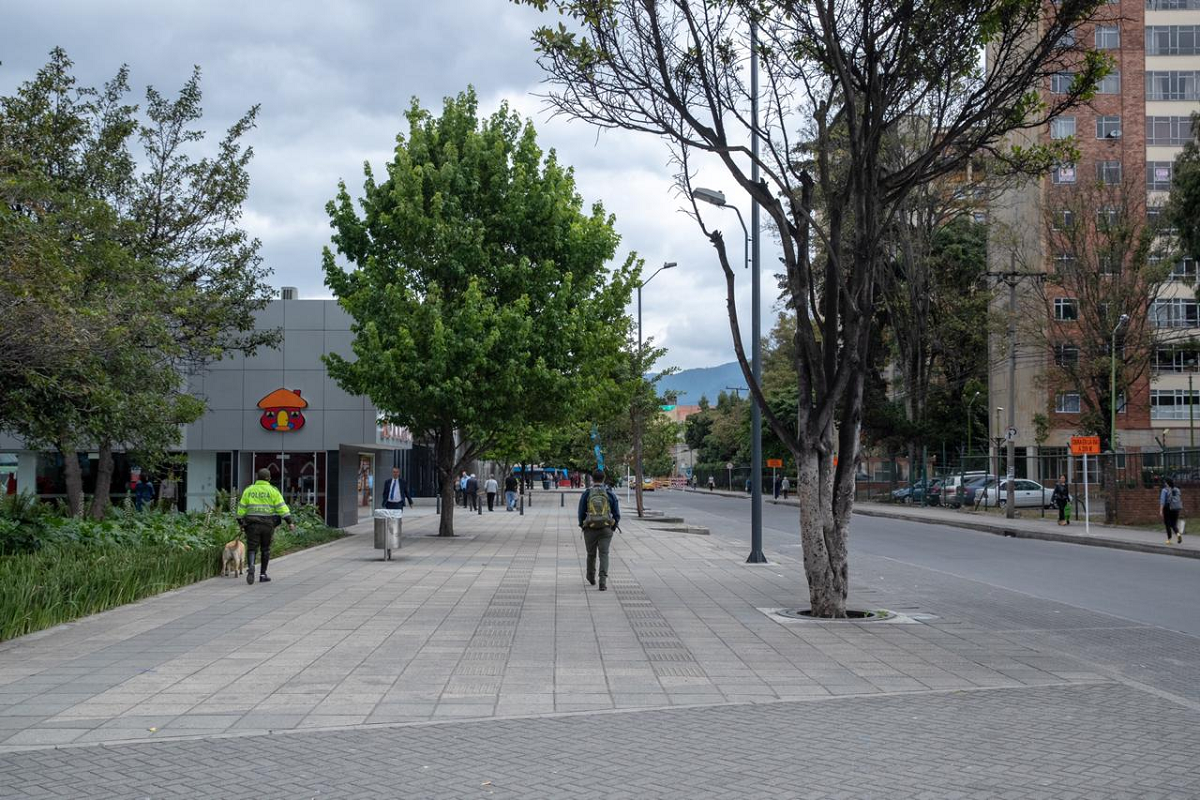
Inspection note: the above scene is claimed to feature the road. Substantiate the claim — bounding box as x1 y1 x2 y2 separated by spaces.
646 489 1200 637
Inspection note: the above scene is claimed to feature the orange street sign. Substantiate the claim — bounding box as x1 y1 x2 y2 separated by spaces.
1070 436 1101 455
766 458 783 468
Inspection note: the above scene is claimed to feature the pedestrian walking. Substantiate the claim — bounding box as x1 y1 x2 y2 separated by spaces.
382 467 413 510
773 474 780 499
707 475 715 492
504 473 518 511
134 476 155 512
466 473 479 511
458 471 469 507
578 469 621 591
237 468 294 585
485 475 498 511
781 476 791 500
1161 477 1184 544
1051 475 1070 525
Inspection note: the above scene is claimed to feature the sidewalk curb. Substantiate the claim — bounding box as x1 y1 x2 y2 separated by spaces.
852 506 1200 560
680 487 1198 559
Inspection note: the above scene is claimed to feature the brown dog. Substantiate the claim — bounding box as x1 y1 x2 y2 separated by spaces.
222 539 246 578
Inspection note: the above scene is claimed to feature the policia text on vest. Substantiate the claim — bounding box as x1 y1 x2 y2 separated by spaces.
237 468 295 585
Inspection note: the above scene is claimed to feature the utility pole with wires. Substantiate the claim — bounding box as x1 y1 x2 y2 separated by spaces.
986 264 1045 519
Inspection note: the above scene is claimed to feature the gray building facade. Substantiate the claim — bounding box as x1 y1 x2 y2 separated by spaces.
1 298 422 528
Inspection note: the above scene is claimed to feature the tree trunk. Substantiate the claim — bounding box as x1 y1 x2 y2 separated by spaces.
633 407 644 517
437 424 457 537
795 444 848 618
59 441 84 518
88 440 115 520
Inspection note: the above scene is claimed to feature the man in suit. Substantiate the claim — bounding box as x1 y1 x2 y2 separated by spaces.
382 467 414 510
465 473 479 511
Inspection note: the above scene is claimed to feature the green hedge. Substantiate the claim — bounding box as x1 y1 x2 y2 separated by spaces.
0 499 343 642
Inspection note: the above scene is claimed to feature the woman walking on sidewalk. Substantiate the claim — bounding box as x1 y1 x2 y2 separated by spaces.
1161 477 1184 544
1052 475 1070 525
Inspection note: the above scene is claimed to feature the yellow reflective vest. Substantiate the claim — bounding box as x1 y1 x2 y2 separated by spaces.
237 480 292 521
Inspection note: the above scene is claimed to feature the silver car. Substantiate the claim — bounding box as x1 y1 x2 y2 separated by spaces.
977 479 1053 509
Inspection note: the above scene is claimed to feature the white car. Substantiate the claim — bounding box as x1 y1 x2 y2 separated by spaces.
977 479 1053 509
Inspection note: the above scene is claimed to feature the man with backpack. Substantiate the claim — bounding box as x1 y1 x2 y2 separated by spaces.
1161 477 1184 544
577 469 621 591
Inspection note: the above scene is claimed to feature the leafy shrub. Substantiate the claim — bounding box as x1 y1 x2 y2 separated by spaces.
0 502 343 641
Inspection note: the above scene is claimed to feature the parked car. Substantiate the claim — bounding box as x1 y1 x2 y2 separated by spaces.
962 475 997 507
940 472 992 508
977 479 1053 509
891 478 941 505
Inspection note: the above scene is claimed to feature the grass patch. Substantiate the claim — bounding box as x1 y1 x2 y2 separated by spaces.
0 499 343 642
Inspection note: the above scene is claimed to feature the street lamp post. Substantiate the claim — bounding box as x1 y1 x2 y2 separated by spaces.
962 390 981 506
1110 314 1129 451
691 186 764 562
992 406 1004 509
634 261 677 518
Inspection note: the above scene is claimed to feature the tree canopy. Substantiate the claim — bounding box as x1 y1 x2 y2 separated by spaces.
323 88 636 535
0 48 270 516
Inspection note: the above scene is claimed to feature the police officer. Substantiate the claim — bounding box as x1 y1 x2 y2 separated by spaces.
237 468 294 585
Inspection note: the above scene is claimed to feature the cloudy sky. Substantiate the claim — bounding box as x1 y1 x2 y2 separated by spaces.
2 0 778 370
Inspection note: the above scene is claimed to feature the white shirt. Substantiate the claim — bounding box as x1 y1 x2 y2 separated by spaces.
485 478 498 493
389 479 400 502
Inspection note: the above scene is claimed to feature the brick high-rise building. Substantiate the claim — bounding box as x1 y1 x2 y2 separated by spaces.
988 0 1200 483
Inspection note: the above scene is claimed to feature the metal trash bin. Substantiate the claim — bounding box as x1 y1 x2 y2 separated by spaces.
372 509 403 560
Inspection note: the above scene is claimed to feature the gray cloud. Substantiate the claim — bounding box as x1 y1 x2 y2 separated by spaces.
0 0 776 369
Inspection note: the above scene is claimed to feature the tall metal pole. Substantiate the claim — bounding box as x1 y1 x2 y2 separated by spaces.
635 282 644 516
1190 375 1195 449
1006 275 1017 519
747 15 766 563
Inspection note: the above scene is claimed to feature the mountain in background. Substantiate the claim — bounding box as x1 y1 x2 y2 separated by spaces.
651 361 747 407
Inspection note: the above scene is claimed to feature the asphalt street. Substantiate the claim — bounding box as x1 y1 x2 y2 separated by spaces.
647 489 1200 637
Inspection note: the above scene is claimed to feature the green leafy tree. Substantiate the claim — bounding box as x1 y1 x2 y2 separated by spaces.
1168 113 1200 262
323 89 636 536
0 49 268 516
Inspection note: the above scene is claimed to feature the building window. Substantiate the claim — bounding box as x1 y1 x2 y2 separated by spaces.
1096 208 1120 229
1054 298 1079 320
1051 116 1076 139
1051 72 1075 93
1146 71 1200 101
1151 389 1200 419
1151 297 1200 327
1096 115 1122 139
1148 161 1174 191
1148 206 1178 233
1146 116 1193 145
1168 256 1199 281
1052 209 1075 230
1097 72 1121 94
1098 252 1120 275
1147 0 1200 7
1055 392 1082 413
1054 344 1080 366
1053 252 1077 274
1052 163 1077 184
1057 30 1076 47
1155 348 1200 372
1097 161 1121 185
1095 26 1120 49
1117 392 1128 415
1146 25 1200 55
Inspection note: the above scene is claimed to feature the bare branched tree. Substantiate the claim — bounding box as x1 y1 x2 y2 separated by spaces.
518 0 1107 616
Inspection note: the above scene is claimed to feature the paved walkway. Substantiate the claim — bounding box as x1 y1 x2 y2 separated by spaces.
1 498 1197 796
689 487 1200 557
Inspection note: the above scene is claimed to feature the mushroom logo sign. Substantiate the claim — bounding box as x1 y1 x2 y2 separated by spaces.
258 389 308 432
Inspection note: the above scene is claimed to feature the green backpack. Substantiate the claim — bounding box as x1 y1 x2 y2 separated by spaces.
583 486 615 529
